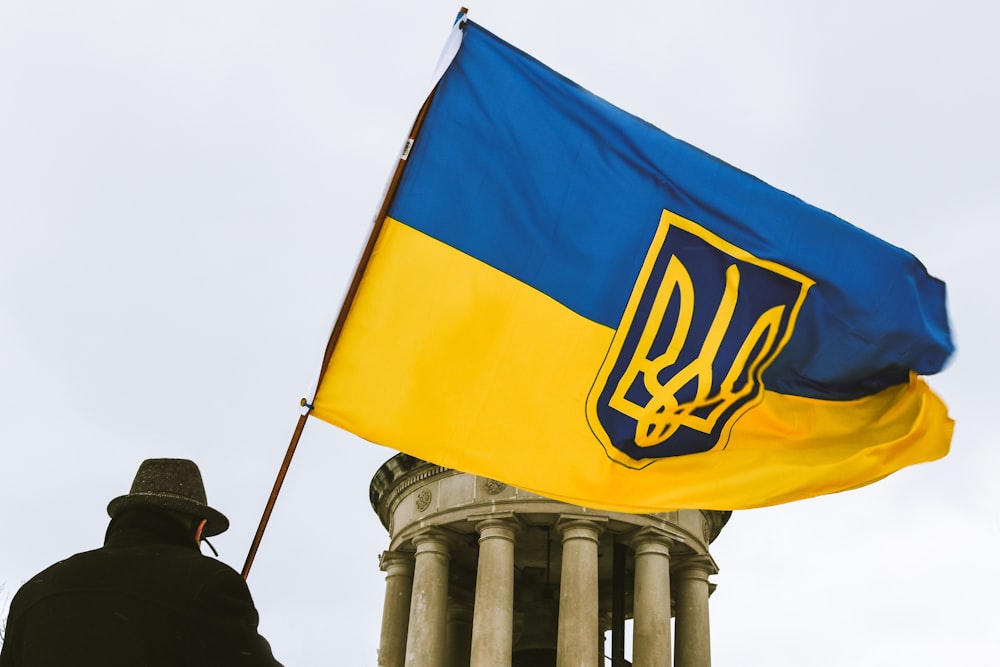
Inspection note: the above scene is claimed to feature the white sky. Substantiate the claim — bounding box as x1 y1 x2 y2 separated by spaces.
2 1 998 664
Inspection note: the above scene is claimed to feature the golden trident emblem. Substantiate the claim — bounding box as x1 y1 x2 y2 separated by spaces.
587 209 812 467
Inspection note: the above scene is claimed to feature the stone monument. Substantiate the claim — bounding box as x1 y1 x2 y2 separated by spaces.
370 454 730 667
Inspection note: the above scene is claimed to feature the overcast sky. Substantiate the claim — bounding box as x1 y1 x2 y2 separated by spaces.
2 1 998 664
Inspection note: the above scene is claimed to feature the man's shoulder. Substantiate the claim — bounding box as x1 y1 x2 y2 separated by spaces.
103 542 245 585
12 544 241 603
24 542 204 575
14 547 103 592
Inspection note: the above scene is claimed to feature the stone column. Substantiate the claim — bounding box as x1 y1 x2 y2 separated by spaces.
404 529 452 667
445 602 474 667
470 515 518 666
631 528 675 667
673 556 716 667
556 516 606 667
377 551 415 667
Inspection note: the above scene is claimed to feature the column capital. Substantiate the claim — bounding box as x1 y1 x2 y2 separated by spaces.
410 527 455 560
379 550 416 574
556 514 607 544
673 554 719 579
467 510 525 540
629 525 681 556
476 519 522 547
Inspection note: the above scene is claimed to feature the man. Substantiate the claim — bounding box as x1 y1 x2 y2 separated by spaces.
0 458 283 666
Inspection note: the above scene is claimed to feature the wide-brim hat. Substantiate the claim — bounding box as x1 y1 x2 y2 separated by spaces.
107 458 230 537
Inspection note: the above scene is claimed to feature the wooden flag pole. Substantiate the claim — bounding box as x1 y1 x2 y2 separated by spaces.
241 411 309 579
241 69 449 580
316 8 466 379
315 85 442 383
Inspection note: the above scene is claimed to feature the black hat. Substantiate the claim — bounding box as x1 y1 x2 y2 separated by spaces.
107 458 230 537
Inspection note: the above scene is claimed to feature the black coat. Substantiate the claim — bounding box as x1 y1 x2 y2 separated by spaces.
0 510 282 666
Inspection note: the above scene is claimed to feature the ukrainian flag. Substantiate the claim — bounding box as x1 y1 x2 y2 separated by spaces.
312 18 953 512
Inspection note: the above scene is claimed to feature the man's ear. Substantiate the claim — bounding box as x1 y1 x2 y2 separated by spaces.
194 518 208 545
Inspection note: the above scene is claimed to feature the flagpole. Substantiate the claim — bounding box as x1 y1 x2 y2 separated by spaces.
315 85 442 383
241 411 308 579
241 81 446 581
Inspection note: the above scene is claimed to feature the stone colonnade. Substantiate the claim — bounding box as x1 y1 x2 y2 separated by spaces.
376 515 715 667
